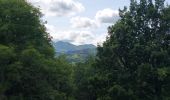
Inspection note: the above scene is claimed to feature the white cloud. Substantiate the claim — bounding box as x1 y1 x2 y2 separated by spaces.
45 24 95 45
70 8 119 29
92 33 107 46
95 8 119 23
45 24 107 46
49 0 84 16
70 16 99 29
53 30 95 45
27 0 85 17
27 0 115 45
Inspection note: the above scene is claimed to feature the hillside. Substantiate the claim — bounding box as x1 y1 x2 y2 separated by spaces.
53 41 97 62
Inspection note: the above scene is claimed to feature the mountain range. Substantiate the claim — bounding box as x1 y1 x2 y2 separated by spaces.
53 41 97 63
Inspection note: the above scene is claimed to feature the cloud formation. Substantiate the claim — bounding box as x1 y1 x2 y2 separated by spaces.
53 31 94 45
70 16 98 29
45 24 96 45
27 0 85 17
28 0 119 45
45 24 107 45
70 8 119 29
95 8 119 23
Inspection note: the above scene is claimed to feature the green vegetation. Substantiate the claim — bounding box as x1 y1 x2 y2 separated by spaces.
90 0 170 99
53 41 97 63
0 0 169 100
0 0 73 99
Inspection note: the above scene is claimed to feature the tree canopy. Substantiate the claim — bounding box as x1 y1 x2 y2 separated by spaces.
93 0 170 100
0 0 73 99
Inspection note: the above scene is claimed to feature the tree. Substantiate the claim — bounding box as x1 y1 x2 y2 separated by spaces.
0 0 54 57
0 0 73 100
94 0 170 100
73 57 96 100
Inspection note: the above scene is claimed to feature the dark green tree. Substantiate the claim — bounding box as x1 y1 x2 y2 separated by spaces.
0 0 73 100
94 0 170 100
73 57 96 100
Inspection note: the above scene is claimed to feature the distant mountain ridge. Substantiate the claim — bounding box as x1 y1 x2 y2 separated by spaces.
53 41 96 53
53 41 97 63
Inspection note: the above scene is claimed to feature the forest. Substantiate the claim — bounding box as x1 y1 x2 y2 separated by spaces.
0 0 170 100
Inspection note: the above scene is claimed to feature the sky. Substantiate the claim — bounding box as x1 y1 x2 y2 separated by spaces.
27 0 170 46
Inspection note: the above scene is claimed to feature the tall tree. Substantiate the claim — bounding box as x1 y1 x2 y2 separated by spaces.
0 0 73 100
0 0 54 57
94 0 170 100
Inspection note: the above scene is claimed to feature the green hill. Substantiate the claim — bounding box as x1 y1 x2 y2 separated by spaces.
53 41 97 63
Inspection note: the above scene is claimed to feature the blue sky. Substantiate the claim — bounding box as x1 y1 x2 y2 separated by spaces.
28 0 170 45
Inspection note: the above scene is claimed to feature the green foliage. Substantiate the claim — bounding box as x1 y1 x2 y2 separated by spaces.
73 57 96 100
0 0 54 57
0 0 73 100
0 45 15 64
93 0 170 100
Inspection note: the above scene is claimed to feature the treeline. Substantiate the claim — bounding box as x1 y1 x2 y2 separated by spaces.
0 0 170 100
